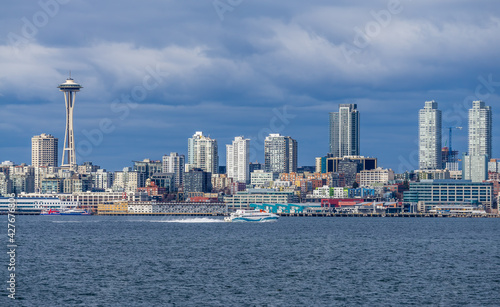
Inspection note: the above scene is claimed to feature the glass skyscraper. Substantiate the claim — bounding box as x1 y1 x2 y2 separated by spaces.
226 136 250 183
329 104 360 158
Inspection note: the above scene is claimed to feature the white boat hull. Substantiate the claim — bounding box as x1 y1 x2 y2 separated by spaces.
225 209 279 222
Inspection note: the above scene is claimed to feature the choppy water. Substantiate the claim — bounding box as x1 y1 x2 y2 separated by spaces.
1 216 500 306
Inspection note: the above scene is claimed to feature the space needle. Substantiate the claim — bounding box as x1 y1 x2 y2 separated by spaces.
58 75 83 169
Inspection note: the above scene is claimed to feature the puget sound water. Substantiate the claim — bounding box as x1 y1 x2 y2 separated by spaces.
1 215 499 306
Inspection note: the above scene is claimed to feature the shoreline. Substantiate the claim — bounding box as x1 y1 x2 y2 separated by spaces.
2 212 499 218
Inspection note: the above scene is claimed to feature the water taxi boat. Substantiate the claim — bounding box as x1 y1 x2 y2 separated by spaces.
224 209 279 222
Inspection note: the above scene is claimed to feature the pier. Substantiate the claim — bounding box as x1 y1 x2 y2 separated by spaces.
276 212 500 218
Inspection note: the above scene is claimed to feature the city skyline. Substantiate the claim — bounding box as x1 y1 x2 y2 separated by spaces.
5 98 499 173
1 1 499 171
1 3 499 306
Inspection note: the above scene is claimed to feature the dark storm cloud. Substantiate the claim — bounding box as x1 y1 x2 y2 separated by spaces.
0 0 499 170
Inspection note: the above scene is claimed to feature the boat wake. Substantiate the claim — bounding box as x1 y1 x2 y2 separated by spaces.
150 218 224 223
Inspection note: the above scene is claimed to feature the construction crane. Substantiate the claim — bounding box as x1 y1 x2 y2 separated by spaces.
447 126 463 163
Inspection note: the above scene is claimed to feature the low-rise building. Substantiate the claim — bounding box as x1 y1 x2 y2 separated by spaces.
91 169 114 191
211 174 233 192
312 186 330 198
403 179 493 212
63 174 92 193
0 173 12 195
18 191 149 212
251 170 278 187
41 178 63 194
125 202 226 215
97 202 129 214
416 169 451 180
488 159 500 173
326 156 377 173
137 181 167 198
463 154 488 182
184 169 212 193
78 162 100 174
224 189 297 209
11 173 35 194
359 168 395 186
113 168 147 192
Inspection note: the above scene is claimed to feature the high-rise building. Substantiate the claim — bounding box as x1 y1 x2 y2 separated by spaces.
419 100 442 170
58 76 82 169
162 152 185 190
226 136 250 183
468 101 492 158
187 132 218 174
329 104 360 157
31 133 58 167
463 101 492 182
264 134 297 173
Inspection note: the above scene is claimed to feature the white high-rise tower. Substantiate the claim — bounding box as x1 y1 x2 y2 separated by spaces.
31 133 58 167
468 100 492 158
419 100 442 170
58 76 82 169
226 136 250 183
463 101 492 182
187 131 218 174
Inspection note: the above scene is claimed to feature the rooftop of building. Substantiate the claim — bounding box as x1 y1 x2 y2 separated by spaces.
412 179 492 185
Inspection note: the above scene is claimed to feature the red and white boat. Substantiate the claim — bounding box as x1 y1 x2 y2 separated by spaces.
40 208 61 215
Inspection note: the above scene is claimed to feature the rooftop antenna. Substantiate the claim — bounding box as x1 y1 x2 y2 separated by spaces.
69 70 71 79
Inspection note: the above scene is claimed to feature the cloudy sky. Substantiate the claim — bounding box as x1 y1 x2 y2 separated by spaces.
1 0 499 172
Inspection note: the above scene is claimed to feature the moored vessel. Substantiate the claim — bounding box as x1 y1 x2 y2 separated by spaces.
40 208 61 215
0 197 80 215
59 208 91 215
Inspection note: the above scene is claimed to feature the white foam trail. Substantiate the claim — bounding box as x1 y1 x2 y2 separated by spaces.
150 218 225 223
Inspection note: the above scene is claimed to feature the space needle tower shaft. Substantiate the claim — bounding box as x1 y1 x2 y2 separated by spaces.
58 76 83 169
